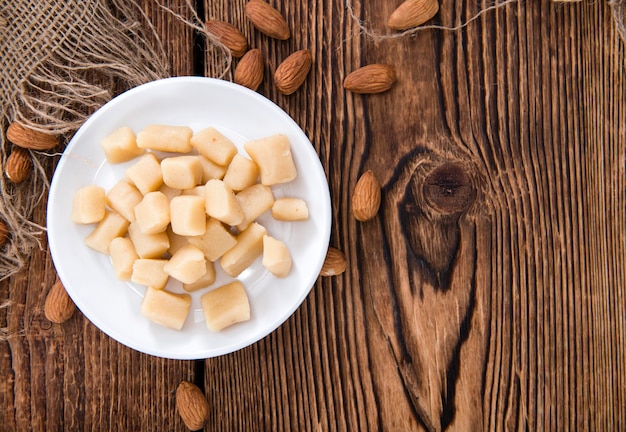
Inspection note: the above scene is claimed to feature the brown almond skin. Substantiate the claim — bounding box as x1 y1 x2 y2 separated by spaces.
344 64 396 94
352 170 382 221
205 20 249 58
235 49 264 91
274 49 312 95
387 0 439 31
5 147 32 184
44 279 76 324
176 381 210 431
0 221 9 247
245 0 290 40
320 247 347 277
7 122 59 150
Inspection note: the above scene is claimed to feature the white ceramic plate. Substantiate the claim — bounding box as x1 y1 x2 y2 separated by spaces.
47 77 331 359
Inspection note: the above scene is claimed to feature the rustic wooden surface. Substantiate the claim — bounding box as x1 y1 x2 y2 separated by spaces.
1 0 625 430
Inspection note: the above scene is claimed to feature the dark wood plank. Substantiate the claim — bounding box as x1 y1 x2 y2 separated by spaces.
357 1 626 431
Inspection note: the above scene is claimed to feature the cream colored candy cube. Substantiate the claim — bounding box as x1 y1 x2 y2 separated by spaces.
100 126 144 164
84 211 130 254
220 222 267 277
128 222 170 258
166 226 188 256
204 179 244 226
134 191 170 234
222 154 259 192
235 184 274 231
106 180 143 222
164 244 207 284
170 195 206 236
198 155 227 183
141 287 191 330
136 124 193 153
200 281 250 331
244 134 297 185
125 153 163 195
161 155 203 190
131 258 169 290
109 237 139 281
188 218 237 262
262 235 292 278
72 185 106 224
183 261 216 292
191 127 238 166
271 197 309 221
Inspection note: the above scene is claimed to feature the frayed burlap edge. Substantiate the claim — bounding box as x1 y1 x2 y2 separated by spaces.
345 0 626 46
610 0 626 42
0 300 11 342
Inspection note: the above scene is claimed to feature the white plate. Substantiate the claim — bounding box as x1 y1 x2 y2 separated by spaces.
47 77 331 359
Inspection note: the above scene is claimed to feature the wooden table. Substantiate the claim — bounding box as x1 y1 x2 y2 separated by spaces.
1 0 624 430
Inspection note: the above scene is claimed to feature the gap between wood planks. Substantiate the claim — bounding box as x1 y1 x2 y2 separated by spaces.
192 0 207 78
190 0 207 389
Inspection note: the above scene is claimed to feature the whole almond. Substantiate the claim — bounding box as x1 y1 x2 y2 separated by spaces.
235 49 264 91
344 64 396 94
176 381 210 431
205 20 249 58
44 279 76 324
0 221 8 247
245 0 290 40
388 0 439 31
320 247 347 277
274 49 312 95
7 122 59 150
5 147 32 184
352 170 382 221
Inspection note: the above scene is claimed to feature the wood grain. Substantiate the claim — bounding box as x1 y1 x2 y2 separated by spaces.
1 0 624 430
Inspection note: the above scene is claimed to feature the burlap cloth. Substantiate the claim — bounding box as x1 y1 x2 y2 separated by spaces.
0 0 232 280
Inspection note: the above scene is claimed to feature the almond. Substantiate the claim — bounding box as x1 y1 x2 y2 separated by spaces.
388 0 439 31
352 170 382 221
274 49 312 95
0 220 8 247
235 49 264 91
320 247 347 277
245 0 290 40
205 20 249 58
176 381 210 431
7 122 59 150
44 279 76 324
344 64 396 94
5 147 32 184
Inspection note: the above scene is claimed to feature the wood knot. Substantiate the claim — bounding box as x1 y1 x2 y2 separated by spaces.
423 162 476 214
